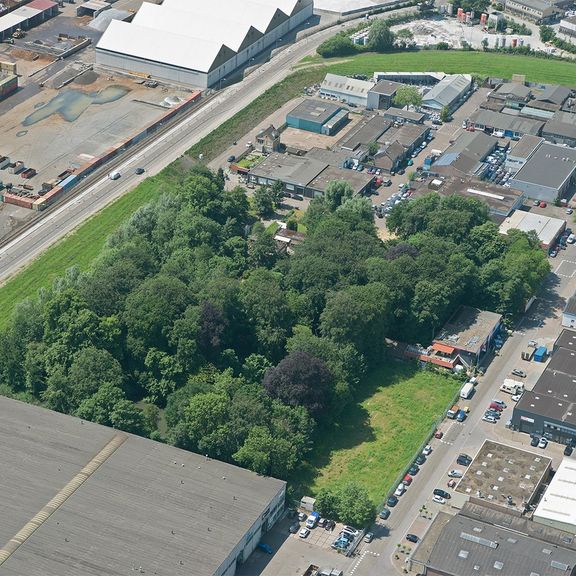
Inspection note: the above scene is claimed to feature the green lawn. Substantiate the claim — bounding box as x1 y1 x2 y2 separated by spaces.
321 51 576 87
301 364 460 504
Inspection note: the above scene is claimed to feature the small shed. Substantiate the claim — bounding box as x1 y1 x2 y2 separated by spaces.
300 496 316 512
534 346 548 362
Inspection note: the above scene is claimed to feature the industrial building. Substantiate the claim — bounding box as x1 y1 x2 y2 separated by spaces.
505 135 544 174
0 396 286 576
0 0 57 42
560 15 576 37
451 440 552 514
382 107 426 124
0 61 17 102
512 330 576 444
509 142 576 202
421 74 472 112
499 210 566 249
95 0 314 88
366 79 402 110
247 152 374 197
504 0 565 24
469 109 545 138
411 502 576 576
534 458 576 533
319 73 375 107
563 294 576 328
543 111 576 148
286 99 348 135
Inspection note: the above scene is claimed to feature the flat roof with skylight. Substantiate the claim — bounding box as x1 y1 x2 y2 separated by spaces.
455 440 552 513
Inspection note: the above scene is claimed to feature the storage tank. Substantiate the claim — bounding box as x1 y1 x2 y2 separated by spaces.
480 12 487 25
511 37 517 47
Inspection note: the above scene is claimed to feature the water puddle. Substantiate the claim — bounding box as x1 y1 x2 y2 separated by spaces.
22 85 130 126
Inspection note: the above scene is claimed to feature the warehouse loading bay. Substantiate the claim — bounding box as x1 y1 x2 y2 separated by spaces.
0 0 192 238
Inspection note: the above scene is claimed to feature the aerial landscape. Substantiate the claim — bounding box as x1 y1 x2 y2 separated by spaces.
2 0 576 575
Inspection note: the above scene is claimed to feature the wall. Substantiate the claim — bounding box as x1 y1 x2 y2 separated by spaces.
509 178 558 202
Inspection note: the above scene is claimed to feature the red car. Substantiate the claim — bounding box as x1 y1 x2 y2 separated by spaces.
447 479 457 488
402 474 413 486
434 431 444 439
540 201 547 208
489 402 504 411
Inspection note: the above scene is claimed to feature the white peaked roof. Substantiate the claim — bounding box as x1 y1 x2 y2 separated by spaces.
163 0 281 34
96 20 227 73
132 3 254 52
253 0 302 15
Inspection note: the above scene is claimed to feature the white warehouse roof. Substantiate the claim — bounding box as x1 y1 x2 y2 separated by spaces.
0 12 27 33
321 73 375 98
132 3 254 52
97 20 229 73
534 458 576 533
423 74 472 108
499 210 565 246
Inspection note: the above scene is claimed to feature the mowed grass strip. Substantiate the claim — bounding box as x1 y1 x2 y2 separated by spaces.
323 51 576 87
306 364 460 503
0 70 325 326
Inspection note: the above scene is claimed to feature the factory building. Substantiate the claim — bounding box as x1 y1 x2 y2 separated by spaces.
95 0 314 88
0 0 57 42
286 99 348 135
0 396 286 576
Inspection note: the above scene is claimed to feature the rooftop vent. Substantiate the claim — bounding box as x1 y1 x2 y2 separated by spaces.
459 550 470 559
461 533 498 549
494 561 504 570
551 561 570 571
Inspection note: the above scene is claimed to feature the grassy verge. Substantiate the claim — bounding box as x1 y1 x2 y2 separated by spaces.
321 51 576 86
187 68 325 163
300 363 460 503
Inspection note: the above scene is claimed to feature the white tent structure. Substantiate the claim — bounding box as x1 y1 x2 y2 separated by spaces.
95 0 314 88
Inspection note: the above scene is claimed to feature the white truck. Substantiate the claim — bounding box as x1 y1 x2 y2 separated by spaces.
108 171 121 180
460 382 475 399
500 379 525 395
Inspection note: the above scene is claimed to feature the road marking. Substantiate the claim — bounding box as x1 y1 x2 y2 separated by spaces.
349 550 380 575
555 260 576 278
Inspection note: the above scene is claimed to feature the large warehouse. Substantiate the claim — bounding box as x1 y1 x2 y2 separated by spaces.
0 397 286 576
95 0 314 88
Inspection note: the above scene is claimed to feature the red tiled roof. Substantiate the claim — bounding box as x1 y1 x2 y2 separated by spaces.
432 342 456 355
27 0 57 11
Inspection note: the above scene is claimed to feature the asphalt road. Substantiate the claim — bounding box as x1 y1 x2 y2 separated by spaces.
352 251 576 576
0 15 373 285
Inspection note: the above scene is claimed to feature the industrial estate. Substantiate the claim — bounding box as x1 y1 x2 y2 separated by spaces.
3 0 576 575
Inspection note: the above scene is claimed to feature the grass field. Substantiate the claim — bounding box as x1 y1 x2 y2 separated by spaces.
319 51 576 87
302 363 460 504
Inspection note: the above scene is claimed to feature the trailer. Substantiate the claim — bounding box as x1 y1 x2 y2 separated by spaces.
460 382 475 400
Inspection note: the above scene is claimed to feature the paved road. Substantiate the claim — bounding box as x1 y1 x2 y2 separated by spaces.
0 15 374 285
352 251 575 575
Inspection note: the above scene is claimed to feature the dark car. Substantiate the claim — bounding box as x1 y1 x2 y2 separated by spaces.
433 489 451 499
408 464 420 475
325 519 336 531
406 533 419 543
387 495 399 507
531 435 540 447
227 155 236 163
564 444 573 456
379 508 391 520
289 522 300 534
415 454 426 465
258 542 273 554
457 454 472 466
135 167 145 175
432 119 442 125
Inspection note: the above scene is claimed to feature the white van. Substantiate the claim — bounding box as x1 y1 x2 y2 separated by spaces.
108 171 121 180
500 380 524 395
460 382 475 400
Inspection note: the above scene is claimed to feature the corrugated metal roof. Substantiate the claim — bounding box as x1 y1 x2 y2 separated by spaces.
27 0 57 10
422 74 472 108
0 12 27 33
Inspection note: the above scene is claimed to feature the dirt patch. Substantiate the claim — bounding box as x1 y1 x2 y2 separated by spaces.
10 48 52 62
73 69 99 86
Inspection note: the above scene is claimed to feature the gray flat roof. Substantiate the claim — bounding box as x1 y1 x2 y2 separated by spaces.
369 79 402 96
547 345 576 377
307 165 374 194
287 98 341 125
512 142 576 190
413 504 576 576
455 440 551 512
470 109 544 135
564 295 576 316
509 134 544 160
493 81 531 100
535 84 572 105
543 121 576 139
555 328 576 350
448 131 498 161
379 123 429 148
306 146 351 166
249 153 327 186
516 389 576 426
0 397 285 576
339 115 390 151
434 306 502 355
382 107 426 122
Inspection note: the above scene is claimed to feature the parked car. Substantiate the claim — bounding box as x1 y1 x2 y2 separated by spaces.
325 519 336 531
432 495 446 504
394 483 406 497
492 399 507 408
434 430 444 439
258 542 273 554
227 155 236 163
135 167 145 175
540 201 547 208
289 522 300 534
457 454 472 466
415 454 426 465
539 437 548 449
482 414 497 423
379 508 391 520
406 533 419 543
511 369 526 378
447 479 457 488
511 393 523 402
298 512 307 521
433 489 451 499
489 402 504 411
531 435 540 447
564 444 574 456
364 532 374 543
567 208 573 215
422 445 432 456
408 464 420 475
299 527 310 539
448 469 463 478
387 495 399 507
402 474 413 486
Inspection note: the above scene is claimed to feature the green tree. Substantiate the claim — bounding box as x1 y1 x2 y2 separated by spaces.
540 25 555 43
481 37 489 51
367 141 379 156
324 180 354 211
317 33 357 58
440 106 451 123
314 487 340 518
392 85 422 108
253 186 275 217
367 20 395 52
336 482 376 527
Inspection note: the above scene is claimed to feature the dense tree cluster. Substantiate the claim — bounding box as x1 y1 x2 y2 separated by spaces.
315 482 376 527
0 168 548 487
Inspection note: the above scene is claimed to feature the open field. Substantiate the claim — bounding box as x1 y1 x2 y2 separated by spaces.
301 364 461 504
318 51 576 86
